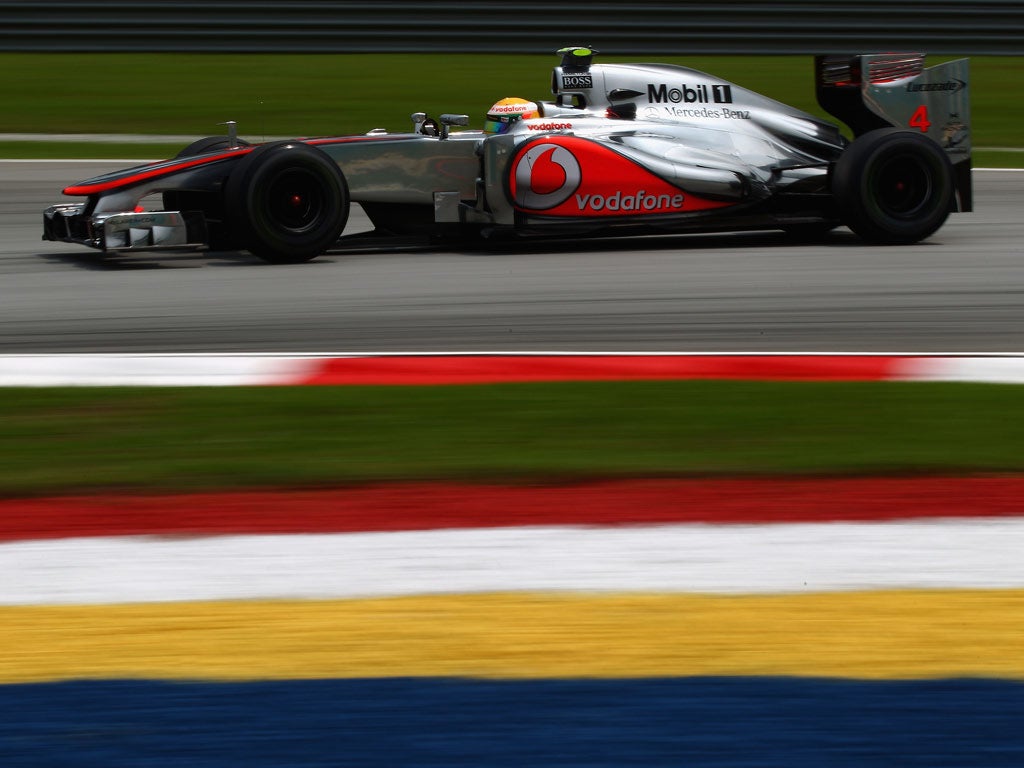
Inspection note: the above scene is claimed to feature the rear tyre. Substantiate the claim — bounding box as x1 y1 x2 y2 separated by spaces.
225 141 349 264
832 128 953 245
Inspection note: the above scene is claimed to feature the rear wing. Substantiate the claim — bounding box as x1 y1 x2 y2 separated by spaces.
816 54 971 211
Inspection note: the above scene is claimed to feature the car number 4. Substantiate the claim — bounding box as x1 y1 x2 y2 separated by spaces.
909 105 932 133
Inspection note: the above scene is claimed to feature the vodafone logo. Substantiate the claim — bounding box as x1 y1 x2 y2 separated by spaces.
512 143 582 210
491 101 538 114
526 121 573 131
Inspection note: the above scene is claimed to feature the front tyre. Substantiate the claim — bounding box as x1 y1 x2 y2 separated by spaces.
832 128 954 245
174 135 251 159
225 141 349 264
164 135 253 251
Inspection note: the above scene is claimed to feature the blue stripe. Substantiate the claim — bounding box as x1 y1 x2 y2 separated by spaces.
2 677 1023 767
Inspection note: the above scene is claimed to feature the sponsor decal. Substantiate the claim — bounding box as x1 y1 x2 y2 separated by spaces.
561 73 593 89
941 113 969 150
490 102 539 115
906 78 967 93
648 83 733 104
508 137 734 218
644 106 750 120
527 122 574 131
574 190 686 212
512 143 582 210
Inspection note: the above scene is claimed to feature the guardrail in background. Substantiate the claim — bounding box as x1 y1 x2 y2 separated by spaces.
0 1 1021 55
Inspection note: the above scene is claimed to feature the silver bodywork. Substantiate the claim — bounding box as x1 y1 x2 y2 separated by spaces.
43 51 971 255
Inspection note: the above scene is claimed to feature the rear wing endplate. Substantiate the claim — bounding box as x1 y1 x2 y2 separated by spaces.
816 54 972 211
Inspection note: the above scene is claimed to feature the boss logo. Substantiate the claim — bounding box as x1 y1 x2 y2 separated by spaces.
561 74 593 89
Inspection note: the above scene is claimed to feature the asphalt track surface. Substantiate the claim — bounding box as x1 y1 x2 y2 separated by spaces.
1 161 1022 353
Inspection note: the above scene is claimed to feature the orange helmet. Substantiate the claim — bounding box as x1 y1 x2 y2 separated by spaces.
484 97 540 134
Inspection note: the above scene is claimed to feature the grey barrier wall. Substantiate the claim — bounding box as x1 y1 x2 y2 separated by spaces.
1 1 1021 55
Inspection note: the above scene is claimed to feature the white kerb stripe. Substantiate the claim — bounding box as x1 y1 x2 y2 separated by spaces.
0 355 316 386
3 519 1023 605
895 356 1024 384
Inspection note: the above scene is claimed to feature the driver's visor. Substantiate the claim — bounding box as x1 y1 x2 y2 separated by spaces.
484 114 519 134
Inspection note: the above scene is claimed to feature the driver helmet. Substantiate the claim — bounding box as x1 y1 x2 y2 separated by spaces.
484 97 540 134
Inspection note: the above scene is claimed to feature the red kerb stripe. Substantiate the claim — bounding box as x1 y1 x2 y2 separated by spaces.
297 355 903 385
2 477 1023 542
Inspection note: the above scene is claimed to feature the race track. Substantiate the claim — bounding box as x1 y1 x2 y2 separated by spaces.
2 161 1022 353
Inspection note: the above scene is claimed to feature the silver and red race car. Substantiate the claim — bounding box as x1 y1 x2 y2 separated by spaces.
43 47 971 263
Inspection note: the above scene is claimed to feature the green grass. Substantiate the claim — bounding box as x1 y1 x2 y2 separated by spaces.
0 142 187 160
2 381 1023 497
1 53 1020 158
974 150 1024 168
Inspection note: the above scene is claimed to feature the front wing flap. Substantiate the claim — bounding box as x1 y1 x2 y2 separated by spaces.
44 204 208 252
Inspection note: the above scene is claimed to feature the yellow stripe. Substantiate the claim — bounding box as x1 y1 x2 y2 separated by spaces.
2 591 1023 683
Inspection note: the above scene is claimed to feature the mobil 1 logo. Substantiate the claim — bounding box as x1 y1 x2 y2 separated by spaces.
648 82 733 104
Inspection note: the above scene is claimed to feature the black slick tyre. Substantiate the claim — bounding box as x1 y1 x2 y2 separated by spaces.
832 128 954 245
163 135 252 251
225 141 349 264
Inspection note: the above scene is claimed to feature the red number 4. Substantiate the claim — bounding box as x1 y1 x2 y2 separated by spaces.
909 105 931 133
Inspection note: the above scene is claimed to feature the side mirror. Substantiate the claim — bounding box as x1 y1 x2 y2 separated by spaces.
439 114 470 140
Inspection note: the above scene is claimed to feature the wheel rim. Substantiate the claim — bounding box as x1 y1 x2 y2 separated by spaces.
265 167 327 234
872 154 934 219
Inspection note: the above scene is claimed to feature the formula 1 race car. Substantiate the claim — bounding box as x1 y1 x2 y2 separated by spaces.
43 47 971 263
